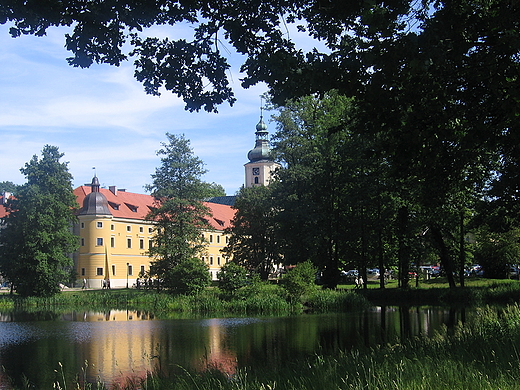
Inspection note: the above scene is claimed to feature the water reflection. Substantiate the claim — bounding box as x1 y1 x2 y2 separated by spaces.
0 307 470 389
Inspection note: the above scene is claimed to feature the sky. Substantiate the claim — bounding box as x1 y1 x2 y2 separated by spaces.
0 23 273 196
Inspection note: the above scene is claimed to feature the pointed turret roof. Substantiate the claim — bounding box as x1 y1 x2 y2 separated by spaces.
247 114 272 162
79 176 111 215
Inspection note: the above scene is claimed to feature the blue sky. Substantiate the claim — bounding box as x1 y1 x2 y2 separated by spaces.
0 24 271 196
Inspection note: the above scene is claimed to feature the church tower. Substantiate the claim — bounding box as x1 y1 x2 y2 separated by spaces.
244 112 280 188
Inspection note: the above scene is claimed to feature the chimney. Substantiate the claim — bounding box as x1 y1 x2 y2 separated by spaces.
109 186 117 195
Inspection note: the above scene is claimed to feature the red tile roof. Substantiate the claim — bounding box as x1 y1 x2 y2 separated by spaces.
0 196 7 219
74 186 235 231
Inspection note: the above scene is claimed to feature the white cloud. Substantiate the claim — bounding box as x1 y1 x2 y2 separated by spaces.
0 22 281 196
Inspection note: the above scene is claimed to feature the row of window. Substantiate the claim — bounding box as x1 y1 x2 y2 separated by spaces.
207 234 229 244
83 235 229 249
80 221 153 234
81 237 151 250
81 264 146 276
201 256 228 266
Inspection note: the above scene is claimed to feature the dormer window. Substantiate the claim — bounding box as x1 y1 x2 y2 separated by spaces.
125 203 138 212
108 201 120 210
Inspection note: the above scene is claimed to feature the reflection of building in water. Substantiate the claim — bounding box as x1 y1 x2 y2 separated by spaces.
72 311 161 385
196 318 238 376
62 310 154 322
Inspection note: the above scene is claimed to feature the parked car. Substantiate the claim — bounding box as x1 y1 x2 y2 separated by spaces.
341 270 359 282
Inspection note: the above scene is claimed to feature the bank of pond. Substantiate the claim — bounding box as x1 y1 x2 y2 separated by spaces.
1 280 520 389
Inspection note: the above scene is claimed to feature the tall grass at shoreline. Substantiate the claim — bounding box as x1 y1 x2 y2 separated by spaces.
0 283 374 316
2 278 520 316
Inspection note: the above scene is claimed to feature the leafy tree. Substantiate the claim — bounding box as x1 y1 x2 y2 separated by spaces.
223 185 281 280
281 260 317 302
0 1 455 111
204 182 226 198
271 92 400 288
0 145 78 297
474 229 520 279
217 262 249 294
166 257 211 295
0 181 18 194
4 0 518 285
146 133 215 290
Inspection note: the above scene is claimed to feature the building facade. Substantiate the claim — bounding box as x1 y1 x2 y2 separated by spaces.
74 177 235 288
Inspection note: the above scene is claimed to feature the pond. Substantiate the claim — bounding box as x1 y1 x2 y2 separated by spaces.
0 307 470 389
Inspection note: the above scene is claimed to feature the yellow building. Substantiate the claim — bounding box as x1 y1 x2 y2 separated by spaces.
73 176 235 288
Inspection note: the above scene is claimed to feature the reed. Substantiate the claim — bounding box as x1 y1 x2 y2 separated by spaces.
305 289 370 312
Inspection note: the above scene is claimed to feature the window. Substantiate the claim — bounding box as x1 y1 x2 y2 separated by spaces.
81 238 85 246
97 221 103 228
217 257 221 266
128 264 133 276
112 265 116 276
209 235 213 243
96 238 103 246
254 177 259 184
139 227 144 233
96 268 103 276
81 268 85 276
217 235 220 244
111 224 115 231
140 265 145 275
148 227 153 233
127 238 132 248
110 237 115 248
225 236 229 244
127 225 131 232
139 239 144 250
81 222 85 229
210 256 214 265
149 239 153 249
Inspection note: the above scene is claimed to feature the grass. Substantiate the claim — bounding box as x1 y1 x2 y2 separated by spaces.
1 277 520 316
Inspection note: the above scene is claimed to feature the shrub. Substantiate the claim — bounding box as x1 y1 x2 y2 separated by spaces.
217 262 249 294
164 258 211 295
281 260 318 301
306 289 370 312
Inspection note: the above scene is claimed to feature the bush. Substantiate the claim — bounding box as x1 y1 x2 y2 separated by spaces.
217 262 249 294
306 289 370 312
281 261 318 301
164 258 211 295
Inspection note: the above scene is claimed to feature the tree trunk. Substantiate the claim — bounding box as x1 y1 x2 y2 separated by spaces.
430 224 457 288
459 209 465 287
377 194 385 289
397 206 410 288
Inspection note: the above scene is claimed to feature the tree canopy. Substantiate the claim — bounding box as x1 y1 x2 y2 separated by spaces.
3 0 519 287
4 0 517 116
0 181 18 194
223 185 281 280
0 145 78 297
146 133 215 291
